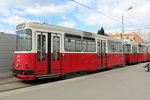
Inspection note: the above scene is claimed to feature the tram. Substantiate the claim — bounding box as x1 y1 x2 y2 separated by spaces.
12 22 147 80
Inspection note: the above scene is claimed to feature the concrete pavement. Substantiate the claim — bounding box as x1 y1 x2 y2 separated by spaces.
0 62 150 100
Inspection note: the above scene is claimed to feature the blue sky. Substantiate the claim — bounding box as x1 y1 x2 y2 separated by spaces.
0 0 150 34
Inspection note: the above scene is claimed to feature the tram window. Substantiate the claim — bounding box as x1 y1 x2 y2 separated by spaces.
16 29 32 51
83 37 96 52
97 41 101 53
102 41 106 53
83 41 87 52
116 42 122 53
138 45 146 53
37 34 46 61
87 41 96 52
132 45 137 53
108 40 116 52
148 46 150 53
125 44 131 53
75 40 82 52
65 38 75 52
135 46 137 53
53 36 60 61
64 34 81 52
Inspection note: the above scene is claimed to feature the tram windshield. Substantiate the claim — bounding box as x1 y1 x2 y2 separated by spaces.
16 29 32 51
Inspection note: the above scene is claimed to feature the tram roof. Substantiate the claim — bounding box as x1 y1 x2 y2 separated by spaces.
18 22 123 42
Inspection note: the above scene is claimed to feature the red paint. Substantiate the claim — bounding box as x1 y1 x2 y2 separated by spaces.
137 53 147 62
13 53 36 80
61 53 98 75
13 53 62 80
146 53 150 61
101 53 107 67
16 75 35 80
107 53 125 68
51 53 62 74
13 52 135 81
97 53 107 68
125 53 138 64
14 53 35 71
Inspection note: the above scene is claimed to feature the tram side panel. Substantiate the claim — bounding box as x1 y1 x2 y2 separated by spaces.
107 53 125 67
137 53 147 62
61 35 98 75
61 53 97 75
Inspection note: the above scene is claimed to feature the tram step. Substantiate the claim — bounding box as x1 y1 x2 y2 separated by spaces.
36 73 61 79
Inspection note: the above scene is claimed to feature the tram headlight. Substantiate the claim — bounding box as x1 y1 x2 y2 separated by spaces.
16 64 19 68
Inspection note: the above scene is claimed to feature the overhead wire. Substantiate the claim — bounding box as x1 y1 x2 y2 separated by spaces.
70 0 122 24
70 0 150 32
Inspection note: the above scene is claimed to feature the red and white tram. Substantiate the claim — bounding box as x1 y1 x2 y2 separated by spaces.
124 41 138 64
13 22 126 80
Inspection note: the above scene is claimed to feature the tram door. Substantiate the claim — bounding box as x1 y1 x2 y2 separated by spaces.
132 45 138 62
97 40 106 69
36 32 48 75
101 40 106 67
97 40 102 68
135 45 138 62
36 32 61 75
51 34 61 74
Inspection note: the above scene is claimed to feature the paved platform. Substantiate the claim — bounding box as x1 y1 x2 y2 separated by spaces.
0 76 20 84
0 62 150 100
0 72 13 80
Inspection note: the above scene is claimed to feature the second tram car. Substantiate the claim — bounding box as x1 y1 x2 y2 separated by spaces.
124 41 138 64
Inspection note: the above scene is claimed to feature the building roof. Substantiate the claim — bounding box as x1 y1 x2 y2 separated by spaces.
108 33 143 43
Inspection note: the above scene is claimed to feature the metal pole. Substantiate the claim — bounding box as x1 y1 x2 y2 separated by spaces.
121 7 133 40
122 15 124 40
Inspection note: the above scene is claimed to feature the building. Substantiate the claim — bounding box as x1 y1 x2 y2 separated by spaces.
108 33 143 43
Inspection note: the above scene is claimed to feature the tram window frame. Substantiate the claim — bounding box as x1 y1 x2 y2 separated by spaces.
116 42 122 53
97 40 101 53
138 45 146 53
108 40 116 52
102 40 106 53
37 34 46 61
148 46 150 53
132 45 137 53
125 44 131 53
16 29 32 51
64 34 82 52
83 37 96 52
53 36 60 61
